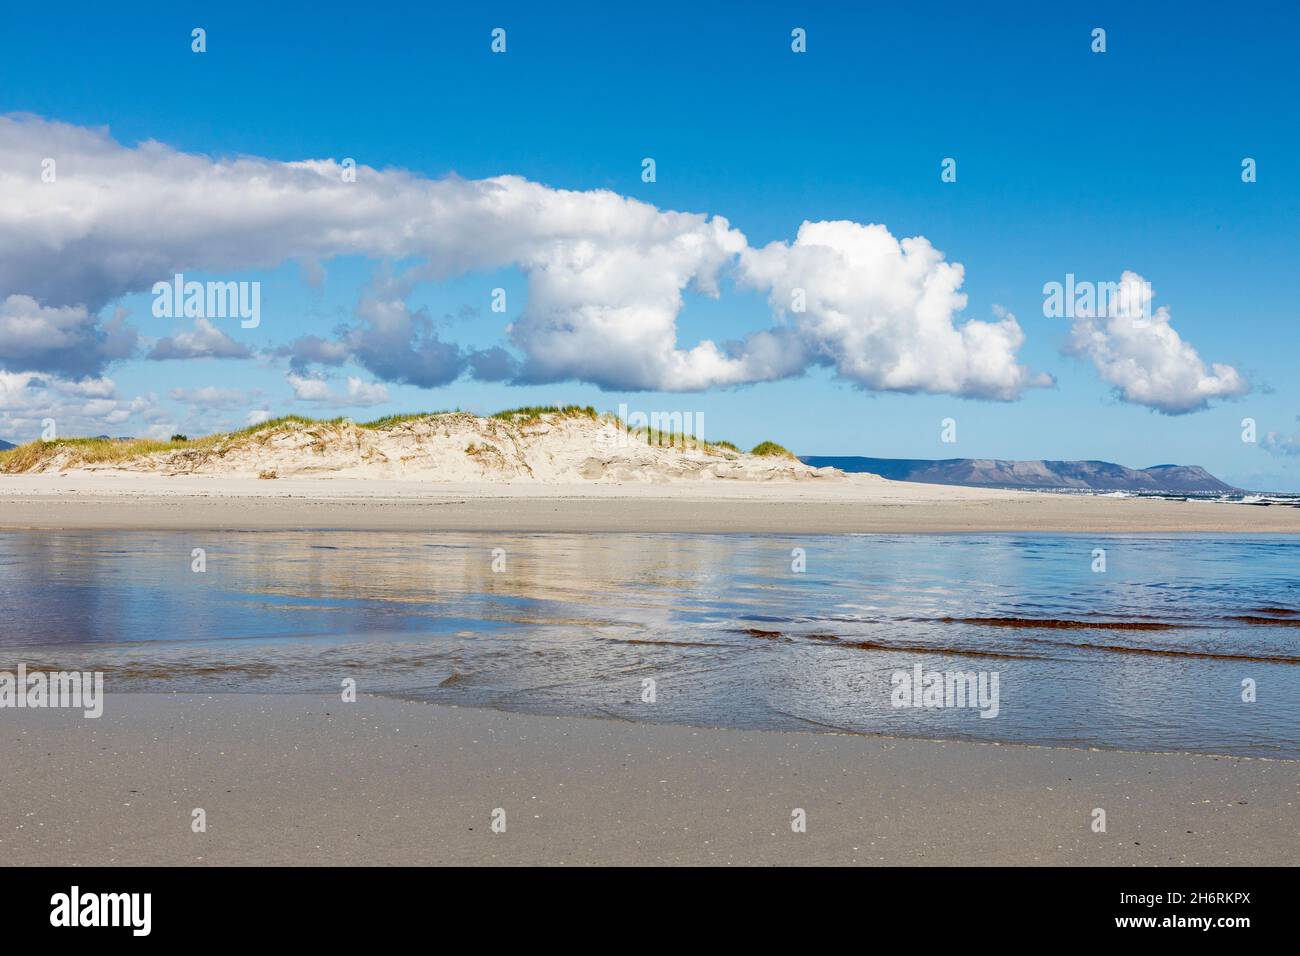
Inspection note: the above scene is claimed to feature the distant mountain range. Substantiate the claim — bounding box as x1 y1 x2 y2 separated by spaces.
801 456 1240 493
0 439 15 451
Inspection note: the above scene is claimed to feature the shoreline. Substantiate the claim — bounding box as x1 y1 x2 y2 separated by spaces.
2 692 1295 866
374 692 1296 764
3 475 1300 533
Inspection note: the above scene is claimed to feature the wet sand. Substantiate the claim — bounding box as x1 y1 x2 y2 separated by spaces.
1 693 1295 866
2 475 1299 533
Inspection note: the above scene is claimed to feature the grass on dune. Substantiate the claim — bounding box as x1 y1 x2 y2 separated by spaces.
359 411 455 430
0 436 203 473
626 427 750 457
630 425 705 449
221 415 341 440
0 417 327 472
490 404 597 423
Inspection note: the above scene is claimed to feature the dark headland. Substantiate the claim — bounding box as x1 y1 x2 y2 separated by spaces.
800 457 1240 494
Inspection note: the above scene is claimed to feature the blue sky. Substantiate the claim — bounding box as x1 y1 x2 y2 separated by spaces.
2 1 1298 488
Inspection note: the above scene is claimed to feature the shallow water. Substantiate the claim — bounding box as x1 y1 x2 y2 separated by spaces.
1 531 1297 757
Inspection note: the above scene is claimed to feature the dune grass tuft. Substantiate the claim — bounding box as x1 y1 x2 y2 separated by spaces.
750 440 796 459
221 415 338 441
359 411 456 429
491 404 597 423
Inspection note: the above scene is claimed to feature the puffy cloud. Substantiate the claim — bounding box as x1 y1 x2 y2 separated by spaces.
1064 271 1249 414
1261 428 1300 456
286 372 334 402
0 296 137 378
161 386 271 439
466 346 518 382
0 370 161 439
345 293 467 388
1 116 741 311
283 334 352 371
53 376 117 399
147 318 252 360
169 386 252 407
345 376 389 405
2 115 1042 398
738 222 1048 399
503 208 757 390
286 372 388 407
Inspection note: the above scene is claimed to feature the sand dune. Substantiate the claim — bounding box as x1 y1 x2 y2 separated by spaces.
2 411 844 483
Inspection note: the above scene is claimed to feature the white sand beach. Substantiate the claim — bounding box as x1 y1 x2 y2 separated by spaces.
2 473 1298 533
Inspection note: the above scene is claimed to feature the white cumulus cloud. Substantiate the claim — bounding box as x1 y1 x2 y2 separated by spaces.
0 370 161 440
147 318 252 360
1261 428 1300 456
2 114 1044 398
1064 271 1249 414
739 221 1049 399
286 372 388 407
169 386 252 407
0 295 137 377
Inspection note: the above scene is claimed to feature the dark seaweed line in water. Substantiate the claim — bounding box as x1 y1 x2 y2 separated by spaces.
939 614 1300 631
1016 638 1300 665
730 626 1300 665
729 629 1053 660
18 659 283 679
824 637 1051 661
614 636 753 649
941 616 1179 631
